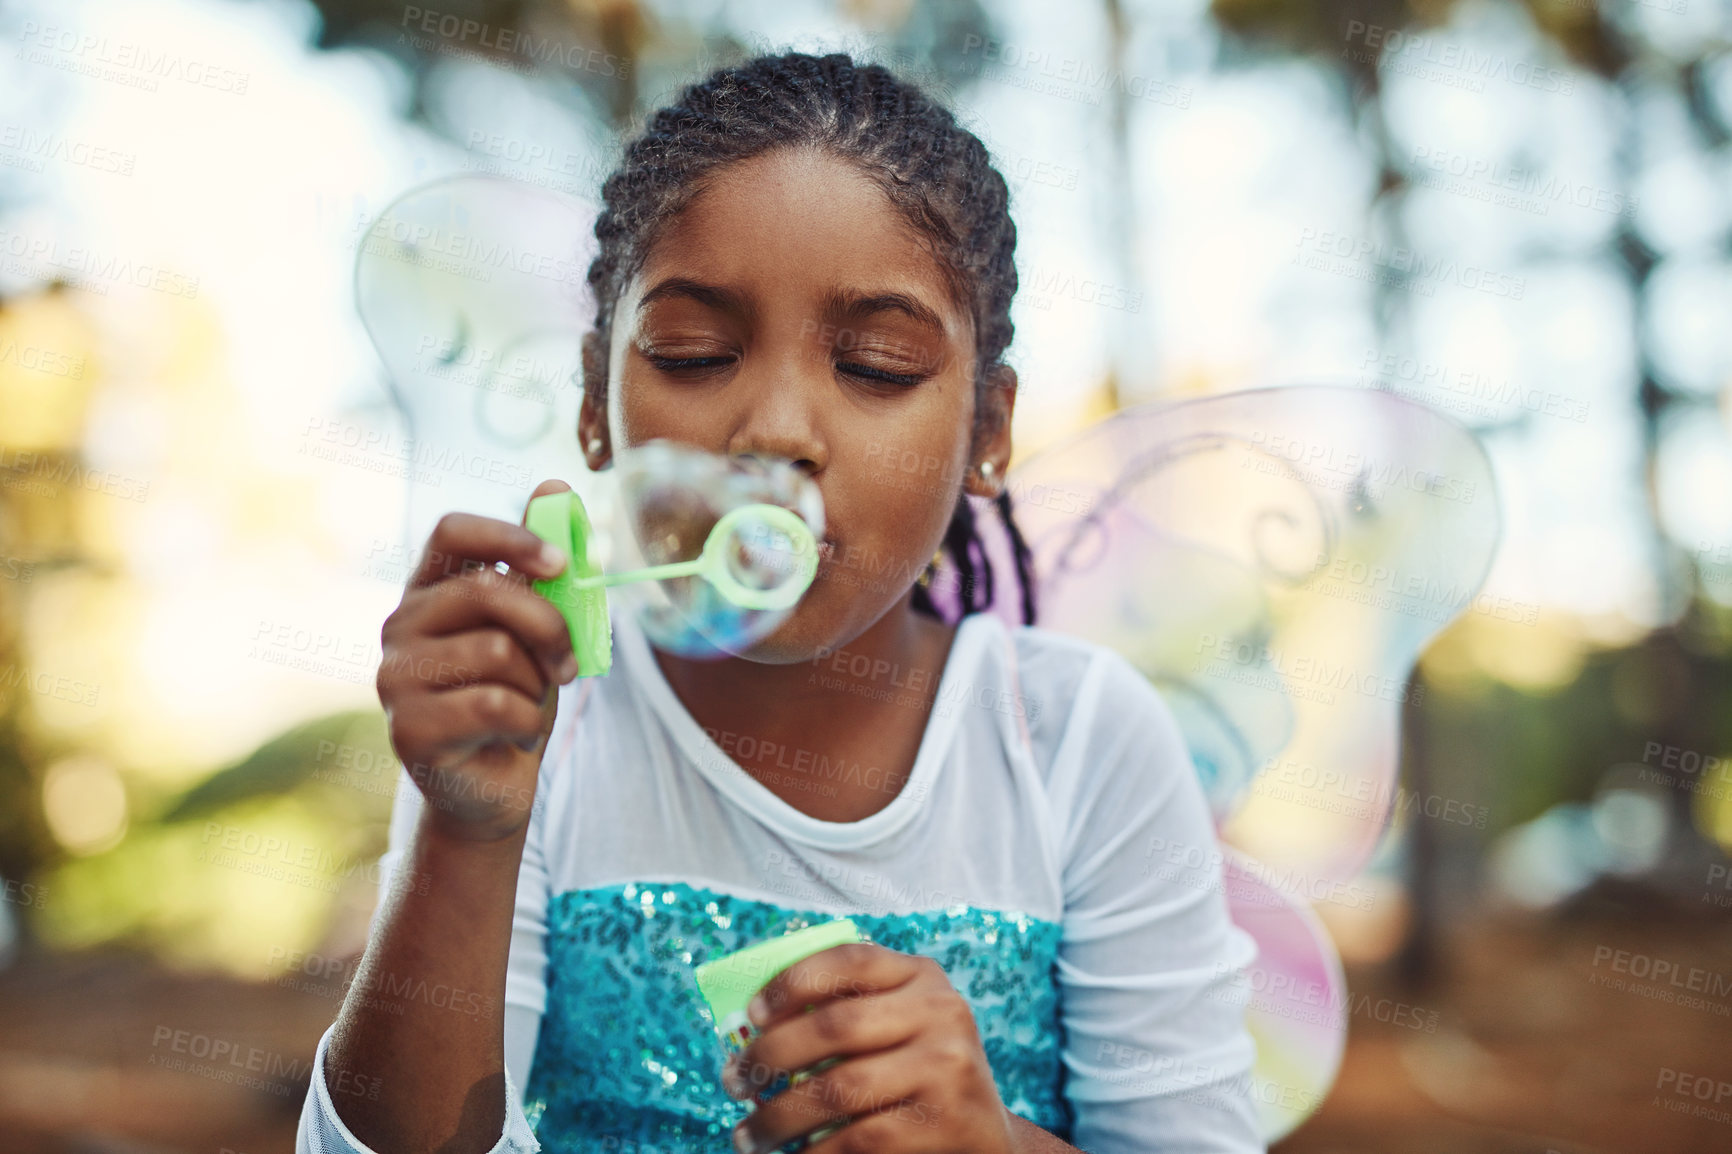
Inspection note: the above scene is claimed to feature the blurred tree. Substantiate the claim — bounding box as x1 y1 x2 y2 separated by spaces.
160 711 386 821
1206 0 1732 981
289 0 993 136
0 286 104 923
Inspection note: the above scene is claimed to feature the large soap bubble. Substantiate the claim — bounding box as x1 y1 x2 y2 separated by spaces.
605 441 825 659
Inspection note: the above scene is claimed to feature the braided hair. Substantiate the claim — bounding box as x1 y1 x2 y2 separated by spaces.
582 50 1037 625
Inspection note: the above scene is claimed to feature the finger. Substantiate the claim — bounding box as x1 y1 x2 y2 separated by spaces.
804 1108 946 1154
733 1048 926 1154
388 681 548 757
410 512 566 590
405 569 577 684
724 990 916 1100
750 943 919 1031
521 477 573 524
377 630 547 703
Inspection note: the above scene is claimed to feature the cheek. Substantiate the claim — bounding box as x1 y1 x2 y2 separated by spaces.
609 370 709 451
876 453 961 529
838 420 971 560
607 327 704 449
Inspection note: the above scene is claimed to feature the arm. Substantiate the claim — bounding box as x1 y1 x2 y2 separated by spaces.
1008 1111 1082 1153
1051 653 1264 1154
299 492 578 1153
298 766 554 1154
321 815 530 1150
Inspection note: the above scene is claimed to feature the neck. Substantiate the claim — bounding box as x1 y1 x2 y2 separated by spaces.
655 598 957 735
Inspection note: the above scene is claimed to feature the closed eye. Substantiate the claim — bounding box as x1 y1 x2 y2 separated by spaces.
646 354 735 374
839 362 926 388
644 352 925 387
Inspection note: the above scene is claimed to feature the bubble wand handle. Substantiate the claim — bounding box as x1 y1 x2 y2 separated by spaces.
574 560 705 589
523 490 613 678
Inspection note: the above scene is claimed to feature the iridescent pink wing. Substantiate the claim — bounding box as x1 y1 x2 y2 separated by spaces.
984 384 1499 880
961 385 1498 1139
1222 848 1349 1143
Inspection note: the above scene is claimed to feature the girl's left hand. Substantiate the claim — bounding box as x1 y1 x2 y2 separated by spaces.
720 941 1015 1154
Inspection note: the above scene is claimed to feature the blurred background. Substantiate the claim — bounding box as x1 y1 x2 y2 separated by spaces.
2 0 1731 1151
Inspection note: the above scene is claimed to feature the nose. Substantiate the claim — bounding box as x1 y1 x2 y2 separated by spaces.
723 358 827 477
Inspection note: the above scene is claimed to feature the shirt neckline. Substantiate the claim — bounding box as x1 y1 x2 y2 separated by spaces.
614 608 999 851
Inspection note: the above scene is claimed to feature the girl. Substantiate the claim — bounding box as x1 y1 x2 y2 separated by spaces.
299 51 1262 1154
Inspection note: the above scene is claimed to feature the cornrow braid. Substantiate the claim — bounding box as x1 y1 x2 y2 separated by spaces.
584 50 1037 625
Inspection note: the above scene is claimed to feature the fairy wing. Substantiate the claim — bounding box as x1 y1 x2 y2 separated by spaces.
1223 846 1351 1141
990 385 1499 878
354 175 598 547
354 176 825 659
971 385 1499 1140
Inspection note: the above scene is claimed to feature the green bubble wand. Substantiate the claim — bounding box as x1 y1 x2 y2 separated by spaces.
524 489 820 678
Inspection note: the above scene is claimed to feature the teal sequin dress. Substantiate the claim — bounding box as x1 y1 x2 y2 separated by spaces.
521 882 1070 1151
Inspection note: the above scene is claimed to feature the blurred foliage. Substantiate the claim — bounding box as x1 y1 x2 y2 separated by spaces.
39 788 391 974
161 709 384 822
1212 0 1442 61
1 0 1730 977
1211 0 1629 76
33 710 395 971
295 0 995 131
0 288 106 890
307 0 649 123
1422 613 1732 833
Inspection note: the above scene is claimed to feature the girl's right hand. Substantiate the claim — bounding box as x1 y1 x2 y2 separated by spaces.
377 480 580 842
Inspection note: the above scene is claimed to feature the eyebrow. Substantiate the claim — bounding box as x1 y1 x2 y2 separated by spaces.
636 277 756 320
821 287 946 335
634 278 949 336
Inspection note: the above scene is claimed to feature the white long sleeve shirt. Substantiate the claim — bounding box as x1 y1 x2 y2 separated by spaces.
298 609 1263 1153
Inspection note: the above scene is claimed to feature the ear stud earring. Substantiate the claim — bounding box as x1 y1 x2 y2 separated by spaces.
587 437 604 456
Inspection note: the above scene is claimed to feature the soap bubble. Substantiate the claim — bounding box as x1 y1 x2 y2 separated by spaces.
608 441 824 659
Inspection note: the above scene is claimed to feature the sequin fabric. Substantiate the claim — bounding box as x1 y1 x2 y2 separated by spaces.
523 881 1069 1151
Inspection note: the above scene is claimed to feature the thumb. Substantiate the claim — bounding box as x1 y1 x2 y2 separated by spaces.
523 478 574 527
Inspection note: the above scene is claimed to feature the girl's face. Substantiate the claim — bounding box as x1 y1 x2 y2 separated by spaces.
581 147 1012 662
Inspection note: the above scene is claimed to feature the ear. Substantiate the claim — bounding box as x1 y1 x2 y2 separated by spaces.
577 330 613 471
964 363 1016 499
